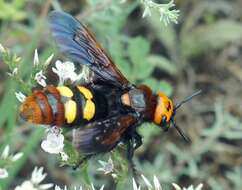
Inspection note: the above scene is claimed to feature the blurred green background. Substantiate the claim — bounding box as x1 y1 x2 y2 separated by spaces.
0 0 242 189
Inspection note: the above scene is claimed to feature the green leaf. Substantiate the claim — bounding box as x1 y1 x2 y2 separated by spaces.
181 20 242 59
147 54 177 75
128 37 154 79
143 78 173 96
128 36 150 64
61 141 81 167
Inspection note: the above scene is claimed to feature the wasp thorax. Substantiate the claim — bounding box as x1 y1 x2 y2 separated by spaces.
153 92 173 126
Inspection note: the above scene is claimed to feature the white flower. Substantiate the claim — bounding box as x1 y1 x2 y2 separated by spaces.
11 152 23 162
1 145 10 159
52 60 78 85
141 0 179 25
1 144 23 161
15 181 38 190
91 184 104 190
15 167 53 190
172 183 203 190
139 175 163 190
34 70 47 87
0 168 8 179
60 151 69 161
41 128 64 154
15 92 26 103
34 49 39 66
31 167 47 184
132 178 141 190
97 157 114 175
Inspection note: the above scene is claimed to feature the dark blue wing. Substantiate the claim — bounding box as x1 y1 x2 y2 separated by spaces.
49 11 130 88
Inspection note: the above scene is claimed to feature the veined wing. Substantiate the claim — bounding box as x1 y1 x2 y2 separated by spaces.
49 11 130 89
72 114 137 155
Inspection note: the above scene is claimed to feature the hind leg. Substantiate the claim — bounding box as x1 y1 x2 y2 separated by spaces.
72 154 94 170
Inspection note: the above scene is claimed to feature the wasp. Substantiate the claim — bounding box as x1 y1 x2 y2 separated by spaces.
19 11 201 170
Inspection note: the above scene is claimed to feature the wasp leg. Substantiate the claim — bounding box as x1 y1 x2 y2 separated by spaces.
72 154 93 170
133 132 142 150
127 138 139 181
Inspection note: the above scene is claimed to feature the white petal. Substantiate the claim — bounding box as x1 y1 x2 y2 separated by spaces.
34 49 39 66
141 174 152 189
15 92 26 103
0 43 5 53
153 176 162 190
54 185 62 190
132 178 140 190
0 168 8 179
41 132 64 154
14 181 36 190
31 167 47 184
142 7 151 18
99 185 105 190
60 152 69 161
195 184 203 190
12 152 23 161
172 183 182 190
2 145 10 159
35 71 47 87
44 54 54 66
55 60 63 70
39 183 54 190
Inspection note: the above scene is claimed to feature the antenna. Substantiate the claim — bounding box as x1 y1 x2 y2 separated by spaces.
174 90 202 111
171 119 191 143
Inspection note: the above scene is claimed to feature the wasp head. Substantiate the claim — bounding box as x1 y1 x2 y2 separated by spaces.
153 90 202 142
153 91 173 128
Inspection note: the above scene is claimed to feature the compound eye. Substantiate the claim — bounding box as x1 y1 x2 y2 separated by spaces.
161 115 167 126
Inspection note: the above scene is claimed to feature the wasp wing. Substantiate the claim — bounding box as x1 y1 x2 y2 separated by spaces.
72 114 137 155
49 11 130 89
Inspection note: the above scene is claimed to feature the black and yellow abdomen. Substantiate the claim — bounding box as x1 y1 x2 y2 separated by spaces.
56 85 96 125
19 85 108 127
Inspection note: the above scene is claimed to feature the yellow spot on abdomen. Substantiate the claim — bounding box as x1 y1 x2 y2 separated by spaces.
57 86 73 97
77 86 95 121
83 100 95 121
64 100 77 123
77 86 93 99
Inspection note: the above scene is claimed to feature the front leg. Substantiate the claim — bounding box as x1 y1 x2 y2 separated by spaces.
133 131 143 150
127 138 138 180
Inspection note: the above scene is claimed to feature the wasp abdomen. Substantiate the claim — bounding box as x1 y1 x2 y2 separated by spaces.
20 85 97 127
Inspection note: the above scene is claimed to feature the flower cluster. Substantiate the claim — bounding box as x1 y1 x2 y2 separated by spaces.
13 164 203 190
41 126 69 162
133 175 203 190
0 145 23 179
14 167 53 190
5 47 89 166
141 0 180 25
97 157 117 178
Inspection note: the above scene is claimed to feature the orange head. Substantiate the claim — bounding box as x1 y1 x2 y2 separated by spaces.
153 90 202 142
153 91 174 129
